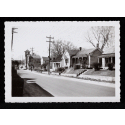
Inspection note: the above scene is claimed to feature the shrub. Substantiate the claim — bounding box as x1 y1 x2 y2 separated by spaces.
65 66 68 69
82 59 87 69
82 64 87 69
93 62 101 71
57 67 65 72
107 63 114 70
41 63 47 70
74 64 80 70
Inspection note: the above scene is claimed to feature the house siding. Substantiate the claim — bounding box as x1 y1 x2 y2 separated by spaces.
90 49 102 67
86 55 89 65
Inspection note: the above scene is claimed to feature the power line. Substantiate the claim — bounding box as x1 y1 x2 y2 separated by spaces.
11 28 18 51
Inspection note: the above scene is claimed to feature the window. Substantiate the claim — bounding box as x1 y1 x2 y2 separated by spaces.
109 57 111 63
65 59 68 65
99 58 102 66
105 58 108 66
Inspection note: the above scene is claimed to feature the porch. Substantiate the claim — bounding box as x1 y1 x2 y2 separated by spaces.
72 55 88 68
98 54 115 69
51 62 61 71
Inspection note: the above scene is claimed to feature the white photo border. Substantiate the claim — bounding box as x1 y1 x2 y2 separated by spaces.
5 21 120 102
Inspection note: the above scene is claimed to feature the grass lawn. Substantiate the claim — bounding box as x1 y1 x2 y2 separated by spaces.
84 69 115 77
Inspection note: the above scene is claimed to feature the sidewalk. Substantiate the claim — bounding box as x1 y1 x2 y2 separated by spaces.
22 69 115 88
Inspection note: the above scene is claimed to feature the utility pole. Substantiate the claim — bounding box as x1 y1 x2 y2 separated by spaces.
11 28 18 51
30 47 34 55
46 35 54 75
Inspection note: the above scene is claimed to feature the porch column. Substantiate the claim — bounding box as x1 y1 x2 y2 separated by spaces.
53 63 55 70
53 63 55 71
102 58 105 68
88 55 90 68
98 58 99 63
111 57 113 63
78 57 80 63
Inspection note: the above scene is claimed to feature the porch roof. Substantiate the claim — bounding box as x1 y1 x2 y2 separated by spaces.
98 53 115 58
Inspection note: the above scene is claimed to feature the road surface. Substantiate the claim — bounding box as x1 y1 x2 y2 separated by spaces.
17 69 115 97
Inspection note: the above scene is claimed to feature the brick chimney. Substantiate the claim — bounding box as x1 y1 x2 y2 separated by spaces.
79 47 82 51
96 43 99 48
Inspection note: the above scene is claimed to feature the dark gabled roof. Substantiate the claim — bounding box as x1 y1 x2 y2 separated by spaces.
51 55 62 62
102 47 115 54
32 53 41 59
72 48 102 58
68 50 79 56
42 57 49 61
32 55 41 59
73 48 95 57
54 55 62 62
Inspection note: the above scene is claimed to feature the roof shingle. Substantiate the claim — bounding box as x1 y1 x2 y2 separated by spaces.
103 47 115 54
51 55 62 62
68 50 79 56
73 48 95 57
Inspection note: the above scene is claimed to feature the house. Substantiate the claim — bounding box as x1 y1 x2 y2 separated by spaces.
24 50 41 69
50 55 62 71
98 47 115 69
43 54 71 71
72 47 102 68
41 57 49 64
50 50 79 71
28 53 41 69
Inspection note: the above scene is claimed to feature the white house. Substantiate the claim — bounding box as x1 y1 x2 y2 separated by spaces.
49 51 71 71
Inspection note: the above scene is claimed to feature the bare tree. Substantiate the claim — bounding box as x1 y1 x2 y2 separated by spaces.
85 26 115 51
91 27 101 47
50 40 77 58
99 26 114 50
85 32 96 48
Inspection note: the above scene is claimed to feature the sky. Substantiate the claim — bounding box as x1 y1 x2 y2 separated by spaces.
5 21 116 60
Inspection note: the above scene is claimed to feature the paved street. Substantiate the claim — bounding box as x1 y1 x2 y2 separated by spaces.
17 69 115 97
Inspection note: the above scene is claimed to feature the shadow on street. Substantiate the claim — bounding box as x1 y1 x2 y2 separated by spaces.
23 78 54 97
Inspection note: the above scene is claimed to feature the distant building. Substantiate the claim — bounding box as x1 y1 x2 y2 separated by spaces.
24 50 41 69
41 57 49 64
24 50 30 69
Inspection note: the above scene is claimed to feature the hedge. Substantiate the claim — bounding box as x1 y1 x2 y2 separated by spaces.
93 62 101 71
74 64 80 70
107 63 114 70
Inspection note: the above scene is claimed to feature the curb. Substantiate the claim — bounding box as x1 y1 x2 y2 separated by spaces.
78 75 115 83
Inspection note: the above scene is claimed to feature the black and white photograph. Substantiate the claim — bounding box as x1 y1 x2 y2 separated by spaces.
5 21 120 102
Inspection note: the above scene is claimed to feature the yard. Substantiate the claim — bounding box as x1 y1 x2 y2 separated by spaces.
84 69 115 77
